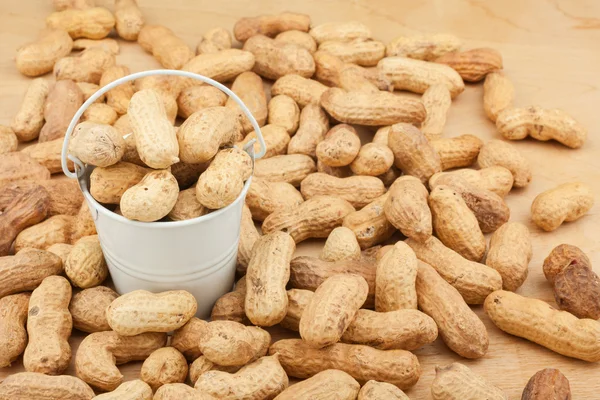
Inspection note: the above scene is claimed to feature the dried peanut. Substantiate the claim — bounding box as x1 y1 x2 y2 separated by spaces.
522 368 572 400
0 249 62 298
0 372 94 400
254 154 316 186
177 86 228 119
189 356 240 385
531 182 593 231
54 47 116 83
288 104 329 157
171 317 206 360
317 159 352 178
485 222 532 291
430 134 483 170
107 290 197 336
24 275 72 374
0 293 30 368
47 243 73 265
138 25 194 69
386 33 461 60
271 74 328 107
431 362 507 400
319 38 385 66
39 79 84 142
69 286 118 332
197 27 231 54
270 339 420 390
81 103 118 125
376 241 418 311
120 170 179 221
484 290 600 362
316 124 360 167
435 166 514 197
275 30 317 53
313 51 391 90
75 331 167 391
199 320 270 366
46 7 115 39
114 0 144 41
388 122 442 183
16 28 73 77
69 121 125 167
90 161 150 204
140 347 188 391
211 277 250 324
167 187 208 221
22 137 75 174
52 0 94 10
359 382 409 400
420 83 452 140
275 369 360 400
407 236 502 304
436 47 502 82
95 380 152 400
267 94 300 134
234 12 310 41
483 71 514 122
478 139 531 187
553 261 600 320
301 173 386 208
14 215 75 253
237 124 289 158
100 65 134 114
226 71 267 134
321 226 361 262
65 235 107 288
181 49 255 84
497 106 587 149
309 21 371 44
543 244 592 284
337 64 380 93
343 193 395 249
384 176 431 242
246 178 304 221
237 205 261 274
280 289 312 331
11 78 50 142
73 38 119 54
243 34 315 80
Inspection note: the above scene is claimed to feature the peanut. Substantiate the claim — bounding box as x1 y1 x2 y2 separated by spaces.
485 222 532 291
436 47 503 82
234 12 310 41
271 74 328 107
65 235 107 288
0 249 62 298
360 382 409 400
196 148 252 209
243 34 315 80
155 383 214 399
343 193 395 249
543 244 592 285
199 320 270 366
0 372 94 400
275 30 317 53
431 362 507 400
177 107 242 164
267 94 300 134
171 160 209 189
181 49 256 84
554 262 600 320
138 25 194 69
128 89 179 168
81 103 118 125
245 231 296 326
46 7 115 39
384 176 432 241
300 274 368 348
275 369 360 400
54 47 116 83
75 331 167 391
237 205 261 274
16 28 73 77
52 0 94 10
107 290 197 336
270 339 420 390
14 215 75 253
313 51 391 90
168 187 208 221
497 106 587 149
23 275 72 374
11 78 50 142
69 286 118 332
95 380 152 400
114 0 144 40
309 21 371 44
419 84 452 140
0 293 30 368
416 261 489 358
254 154 316 186
315 124 360 167
376 241 418 311
484 290 600 362
73 38 120 54
321 88 426 126
531 182 593 231
319 38 385 66
120 170 179 222
197 27 232 54
321 226 361 262
337 64 380 93
478 139 532 187
140 347 188 391
407 236 502 304
522 368 572 400
39 79 84 142
483 71 514 122
100 65 134 114
430 134 483 170
90 161 150 204
288 104 330 157
0 179 81 212
189 356 241 385
211 277 250 324
237 124 289 158
171 317 206 360
280 289 312 331
434 166 514 197
317 159 352 178
388 122 442 183
226 71 267 134
246 178 304 221
177 86 228 119
378 56 465 98
301 173 386 208
69 121 125 167
47 243 73 265
386 33 461 60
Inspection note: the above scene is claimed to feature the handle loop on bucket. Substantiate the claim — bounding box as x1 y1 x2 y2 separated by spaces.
61 69 267 179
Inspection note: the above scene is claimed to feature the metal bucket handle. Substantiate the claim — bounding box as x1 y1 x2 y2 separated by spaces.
61 69 267 178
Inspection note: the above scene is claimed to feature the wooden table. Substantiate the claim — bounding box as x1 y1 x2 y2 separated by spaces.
1 0 600 398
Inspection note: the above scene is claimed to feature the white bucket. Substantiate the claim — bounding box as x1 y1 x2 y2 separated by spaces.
61 70 266 318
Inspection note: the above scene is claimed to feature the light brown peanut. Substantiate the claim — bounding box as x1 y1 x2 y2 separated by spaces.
434 166 514 197
384 176 431 242
317 159 352 178
478 139 532 187
343 193 395 249
120 170 179 222
237 205 261 274
171 317 206 361
407 236 502 304
315 124 360 167
81 103 118 125
65 235 107 288
52 0 94 10
420 83 452 139
386 33 461 60
69 121 125 167
0 293 30 368
431 362 508 400
20 138 73 173
189 356 241 386
138 25 194 69
237 124 290 158
543 244 592 285
388 122 442 183
226 71 267 134
300 173 386 209
140 347 188 392
14 215 75 253
254 154 316 186
100 65 134 114
271 74 328 107
177 86 228 119
90 161 150 204
0 372 94 400
197 27 232 54
376 241 418 311
74 38 120 54
522 368 572 400
321 226 361 262
280 289 313 331
246 178 304 221
246 231 296 326
0 249 62 298
436 47 503 82
211 277 250 324
275 30 317 53
430 134 483 170
11 78 50 142
337 64 380 93
484 290 600 362
243 34 315 80
288 104 330 157
234 12 311 41
16 28 73 77
267 94 300 134
54 47 116 84
69 286 118 333
47 243 73 265
199 321 270 366
94 380 153 400
531 182 594 231
321 88 426 126
39 79 84 142
483 71 514 122
155 383 214 400
486 222 532 291
114 0 144 40
313 51 391 90
46 7 115 39
275 369 360 400
168 187 208 221
181 49 256 84
319 38 385 66
309 21 371 44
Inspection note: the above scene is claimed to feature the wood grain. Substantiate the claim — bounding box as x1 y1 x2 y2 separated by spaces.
1 0 599 398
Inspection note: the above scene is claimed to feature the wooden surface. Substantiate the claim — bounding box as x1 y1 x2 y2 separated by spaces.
1 0 600 398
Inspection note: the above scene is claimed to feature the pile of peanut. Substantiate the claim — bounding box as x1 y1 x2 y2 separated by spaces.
0 1 598 399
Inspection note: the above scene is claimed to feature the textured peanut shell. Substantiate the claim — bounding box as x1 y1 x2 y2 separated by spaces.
384 176 432 242
478 139 531 188
168 187 208 221
267 94 300 134
189 356 241 385
435 47 503 82
486 222 532 291
309 21 371 44
69 286 118 332
0 293 30 368
100 65 134 114
211 278 250 324
407 236 502 304
39 79 84 142
416 261 489 358
54 47 116 84
431 362 507 400
275 30 317 53
270 339 420 390
197 27 231 54
65 235 107 288
522 368 572 400
0 153 50 189
138 25 194 69
75 331 167 391
359 380 409 400
246 178 304 221
531 182 594 231
23 275 72 375
313 51 391 90
375 241 418 311
177 86 228 119
237 205 261 274
246 231 296 326
435 166 514 198
316 124 360 167
226 71 268 134
11 78 50 142
77 82 104 103
343 193 395 249
275 369 360 400
171 317 207 361
155 383 214 400
554 263 600 320
263 195 355 243
430 134 483 170
0 372 94 400
317 159 352 179
47 243 73 266
243 34 315 80
543 244 592 285
349 143 394 177
301 173 386 209
69 121 125 167
337 64 380 93
90 161 149 204
300 274 368 348
386 33 461 60
321 88 426 126
22 137 75 173
81 103 118 125
107 290 197 336
140 347 188 392
95 379 152 400
484 290 600 362
46 7 115 39
321 226 361 262
14 215 75 253
483 71 514 122
114 0 144 40
16 29 73 77
271 74 329 107
199 321 270 366
120 170 179 222
318 38 385 67
254 154 316 186
237 124 290 159
280 289 313 331
181 49 255 84
288 104 329 158
0 249 62 298
378 56 465 98
73 38 120 54
388 123 442 183
234 12 310 41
